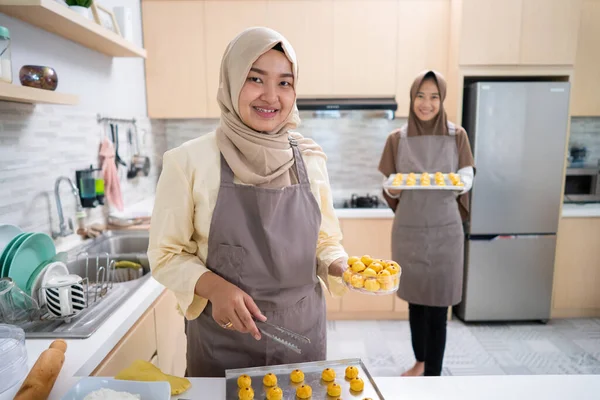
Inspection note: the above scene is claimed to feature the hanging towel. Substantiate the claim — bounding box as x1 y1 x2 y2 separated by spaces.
99 136 124 211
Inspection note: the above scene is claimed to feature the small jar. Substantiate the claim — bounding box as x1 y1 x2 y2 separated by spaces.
0 25 12 83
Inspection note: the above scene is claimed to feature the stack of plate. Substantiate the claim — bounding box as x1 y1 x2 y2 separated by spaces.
0 224 60 303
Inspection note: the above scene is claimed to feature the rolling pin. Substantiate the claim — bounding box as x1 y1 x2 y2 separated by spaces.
14 339 67 400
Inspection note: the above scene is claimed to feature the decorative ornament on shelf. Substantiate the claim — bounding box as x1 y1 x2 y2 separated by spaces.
91 2 122 36
19 65 58 91
65 0 93 20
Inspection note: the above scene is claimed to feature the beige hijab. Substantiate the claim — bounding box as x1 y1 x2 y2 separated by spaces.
215 27 325 188
405 70 450 137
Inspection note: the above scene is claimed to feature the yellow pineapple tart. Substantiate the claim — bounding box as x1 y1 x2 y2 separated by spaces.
345 366 359 379
369 262 383 273
351 274 365 289
361 267 377 278
347 256 360 266
321 368 336 382
237 374 252 389
351 261 366 273
360 255 374 267
238 386 254 400
327 382 342 397
364 278 381 292
290 369 304 383
263 373 277 387
296 384 312 399
350 377 365 392
266 386 283 400
343 268 354 283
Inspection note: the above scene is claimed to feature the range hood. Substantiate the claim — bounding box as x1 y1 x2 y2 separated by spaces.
296 96 397 112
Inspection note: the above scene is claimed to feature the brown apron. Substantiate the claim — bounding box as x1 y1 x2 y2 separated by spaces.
392 123 464 307
185 138 326 377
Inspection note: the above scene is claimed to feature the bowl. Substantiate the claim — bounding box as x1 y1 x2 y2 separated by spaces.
19 65 58 91
342 257 401 295
61 377 171 400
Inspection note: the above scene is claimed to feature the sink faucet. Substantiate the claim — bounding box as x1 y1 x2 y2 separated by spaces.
53 176 84 239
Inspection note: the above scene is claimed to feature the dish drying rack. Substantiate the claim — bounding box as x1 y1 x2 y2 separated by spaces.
37 252 117 323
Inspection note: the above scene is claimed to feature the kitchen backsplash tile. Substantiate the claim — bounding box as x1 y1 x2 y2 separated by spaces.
0 102 167 235
164 112 407 206
569 117 600 166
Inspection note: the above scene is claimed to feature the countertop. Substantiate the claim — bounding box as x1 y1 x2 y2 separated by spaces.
50 375 600 400
335 203 600 219
561 202 600 218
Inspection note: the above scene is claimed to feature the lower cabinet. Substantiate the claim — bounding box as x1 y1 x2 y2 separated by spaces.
92 290 187 377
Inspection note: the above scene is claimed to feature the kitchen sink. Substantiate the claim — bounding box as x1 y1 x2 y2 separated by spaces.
19 230 153 339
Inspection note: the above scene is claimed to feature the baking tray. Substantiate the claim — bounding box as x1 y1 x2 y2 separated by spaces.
225 358 384 399
383 173 463 191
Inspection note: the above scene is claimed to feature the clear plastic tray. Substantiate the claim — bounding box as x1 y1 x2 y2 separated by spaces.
225 358 384 400
342 258 401 296
384 172 464 191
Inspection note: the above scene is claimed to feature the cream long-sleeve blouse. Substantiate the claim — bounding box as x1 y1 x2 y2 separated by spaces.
147 131 348 320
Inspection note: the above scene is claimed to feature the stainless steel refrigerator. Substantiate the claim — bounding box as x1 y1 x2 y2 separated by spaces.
454 81 570 322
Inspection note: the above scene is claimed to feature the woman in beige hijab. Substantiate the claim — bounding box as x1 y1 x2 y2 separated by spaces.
379 71 475 377
148 27 348 377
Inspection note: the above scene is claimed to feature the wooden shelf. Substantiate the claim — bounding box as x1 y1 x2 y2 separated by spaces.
0 82 79 105
0 0 146 58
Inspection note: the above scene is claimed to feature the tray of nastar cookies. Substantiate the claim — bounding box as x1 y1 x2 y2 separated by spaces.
225 358 384 399
383 172 464 191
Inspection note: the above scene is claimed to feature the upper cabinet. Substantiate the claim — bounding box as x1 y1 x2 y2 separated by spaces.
459 0 582 66
459 0 522 65
204 1 268 117
571 0 600 116
395 0 450 116
519 0 582 65
142 1 208 118
266 0 335 97
332 0 398 96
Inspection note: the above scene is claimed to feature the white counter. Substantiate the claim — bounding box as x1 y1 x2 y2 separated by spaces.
21 278 165 399
50 375 600 400
562 203 600 218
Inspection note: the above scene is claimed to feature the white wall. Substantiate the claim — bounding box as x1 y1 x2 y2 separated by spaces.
0 0 146 115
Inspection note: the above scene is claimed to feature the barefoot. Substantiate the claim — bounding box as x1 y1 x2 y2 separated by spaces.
401 362 424 377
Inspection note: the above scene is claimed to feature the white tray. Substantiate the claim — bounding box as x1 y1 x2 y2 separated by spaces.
383 173 464 191
61 377 170 400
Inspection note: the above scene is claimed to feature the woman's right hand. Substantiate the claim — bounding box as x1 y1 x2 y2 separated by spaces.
197 272 267 340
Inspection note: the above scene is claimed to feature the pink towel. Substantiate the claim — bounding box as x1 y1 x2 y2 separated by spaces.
99 137 124 211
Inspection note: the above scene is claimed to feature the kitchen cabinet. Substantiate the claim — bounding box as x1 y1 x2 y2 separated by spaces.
142 1 208 118
204 1 268 117
92 289 188 376
459 0 522 65
92 305 157 376
552 217 600 318
154 290 187 377
332 0 398 96
571 0 600 116
459 0 581 66
519 0 582 65
395 0 450 117
265 0 334 96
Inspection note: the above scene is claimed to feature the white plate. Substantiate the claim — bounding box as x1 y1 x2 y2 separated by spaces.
61 377 170 400
0 224 22 255
34 261 68 307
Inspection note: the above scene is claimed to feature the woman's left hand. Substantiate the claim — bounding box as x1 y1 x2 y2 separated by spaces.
328 257 348 277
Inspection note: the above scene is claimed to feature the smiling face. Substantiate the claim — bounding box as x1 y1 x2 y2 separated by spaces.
413 77 441 122
238 48 295 133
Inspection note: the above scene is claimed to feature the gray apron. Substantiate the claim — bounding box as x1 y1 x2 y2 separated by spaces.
185 138 326 377
392 123 464 307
